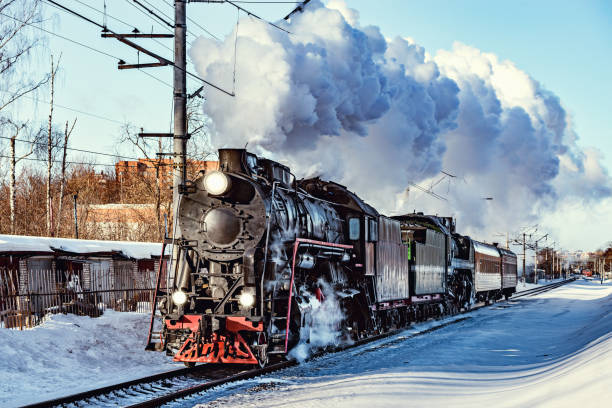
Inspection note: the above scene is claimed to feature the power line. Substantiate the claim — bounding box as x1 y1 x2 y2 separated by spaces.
70 0 176 56
224 0 291 34
45 0 233 96
138 67 173 88
72 0 138 30
159 0 221 41
0 154 178 168
0 153 118 167
21 95 126 125
1 11 173 89
0 12 121 61
0 135 141 161
130 0 174 28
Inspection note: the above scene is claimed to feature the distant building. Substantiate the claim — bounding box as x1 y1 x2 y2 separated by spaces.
115 158 218 188
85 203 161 241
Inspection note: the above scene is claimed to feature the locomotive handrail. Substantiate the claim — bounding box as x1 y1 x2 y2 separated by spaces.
285 238 353 352
261 181 280 316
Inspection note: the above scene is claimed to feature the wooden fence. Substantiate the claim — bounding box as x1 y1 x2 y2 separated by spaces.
0 267 167 330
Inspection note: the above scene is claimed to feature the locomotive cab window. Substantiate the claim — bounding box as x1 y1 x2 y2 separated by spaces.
368 219 378 242
349 217 360 240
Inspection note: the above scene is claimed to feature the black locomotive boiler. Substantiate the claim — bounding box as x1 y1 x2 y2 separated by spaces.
153 149 517 366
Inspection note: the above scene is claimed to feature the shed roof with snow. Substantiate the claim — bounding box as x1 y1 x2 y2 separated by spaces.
0 235 168 259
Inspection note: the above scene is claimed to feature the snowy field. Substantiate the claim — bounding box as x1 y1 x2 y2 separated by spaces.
0 311 182 407
185 279 611 408
0 279 609 407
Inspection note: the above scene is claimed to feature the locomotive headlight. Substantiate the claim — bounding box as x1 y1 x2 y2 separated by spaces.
204 171 231 196
172 290 187 306
238 291 255 308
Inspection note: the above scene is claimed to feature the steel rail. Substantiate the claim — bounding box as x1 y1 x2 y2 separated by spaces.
20 364 233 408
511 278 576 299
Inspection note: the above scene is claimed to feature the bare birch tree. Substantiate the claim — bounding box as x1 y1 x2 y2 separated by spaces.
46 54 60 236
55 118 76 236
118 123 169 241
0 0 48 115
3 119 37 234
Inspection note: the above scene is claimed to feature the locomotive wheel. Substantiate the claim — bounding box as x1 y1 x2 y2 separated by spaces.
255 332 269 368
256 346 268 368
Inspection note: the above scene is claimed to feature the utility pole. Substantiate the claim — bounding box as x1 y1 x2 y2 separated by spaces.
534 240 538 284
552 245 555 280
523 233 526 284
174 0 188 207
73 193 78 239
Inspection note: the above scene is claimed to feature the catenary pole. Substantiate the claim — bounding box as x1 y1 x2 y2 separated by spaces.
174 0 187 211
523 233 526 283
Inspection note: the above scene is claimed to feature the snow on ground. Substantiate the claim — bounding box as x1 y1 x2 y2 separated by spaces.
0 311 182 407
186 278 611 408
0 279 608 408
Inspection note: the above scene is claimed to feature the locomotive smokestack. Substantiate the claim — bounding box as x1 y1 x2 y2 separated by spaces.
219 149 247 174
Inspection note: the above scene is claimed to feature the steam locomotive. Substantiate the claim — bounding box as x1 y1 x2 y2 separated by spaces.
154 149 517 366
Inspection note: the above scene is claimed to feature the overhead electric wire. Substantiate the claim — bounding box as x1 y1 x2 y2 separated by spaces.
21 95 127 125
408 181 448 201
0 154 132 167
43 0 234 96
72 0 138 30
138 68 173 88
159 0 221 41
130 0 174 28
0 12 121 61
224 0 291 34
6 5 173 88
68 0 176 57
0 135 141 161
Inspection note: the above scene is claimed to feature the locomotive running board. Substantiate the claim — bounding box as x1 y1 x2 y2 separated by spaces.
285 238 353 352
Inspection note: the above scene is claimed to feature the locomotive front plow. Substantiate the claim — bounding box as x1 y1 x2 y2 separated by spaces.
166 315 264 365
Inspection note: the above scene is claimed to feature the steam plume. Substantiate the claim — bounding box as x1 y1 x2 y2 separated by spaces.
190 1 611 248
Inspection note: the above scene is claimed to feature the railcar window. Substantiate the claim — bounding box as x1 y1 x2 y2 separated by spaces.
349 218 360 240
368 219 378 242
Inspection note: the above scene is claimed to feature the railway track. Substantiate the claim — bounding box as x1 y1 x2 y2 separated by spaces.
511 277 576 299
25 278 576 408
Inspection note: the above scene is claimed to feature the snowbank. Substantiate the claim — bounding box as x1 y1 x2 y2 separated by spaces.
0 311 181 407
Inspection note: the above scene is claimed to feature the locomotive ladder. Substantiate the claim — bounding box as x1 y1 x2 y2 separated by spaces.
363 282 380 333
145 240 168 351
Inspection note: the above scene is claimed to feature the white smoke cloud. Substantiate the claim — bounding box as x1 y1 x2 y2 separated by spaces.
190 1 611 249
288 279 348 363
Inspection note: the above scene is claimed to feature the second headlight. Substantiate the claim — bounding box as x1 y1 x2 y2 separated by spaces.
172 290 187 306
238 291 255 308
